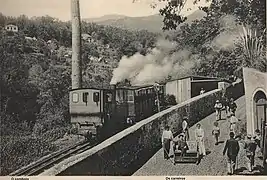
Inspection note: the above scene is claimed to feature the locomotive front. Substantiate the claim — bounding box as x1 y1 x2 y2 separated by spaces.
69 88 103 141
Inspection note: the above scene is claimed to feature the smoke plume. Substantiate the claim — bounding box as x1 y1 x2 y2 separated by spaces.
110 39 196 86
211 15 244 51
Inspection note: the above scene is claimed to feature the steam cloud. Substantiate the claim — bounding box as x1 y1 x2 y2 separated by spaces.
110 39 196 86
211 15 244 51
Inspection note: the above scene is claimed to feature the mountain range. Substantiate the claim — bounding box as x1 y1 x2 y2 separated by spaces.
84 10 206 33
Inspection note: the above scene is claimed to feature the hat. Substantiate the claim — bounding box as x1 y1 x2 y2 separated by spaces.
216 100 219 103
178 133 185 138
183 116 188 120
247 134 252 139
229 132 235 137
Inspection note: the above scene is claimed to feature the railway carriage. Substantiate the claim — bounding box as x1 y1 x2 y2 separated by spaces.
69 84 165 141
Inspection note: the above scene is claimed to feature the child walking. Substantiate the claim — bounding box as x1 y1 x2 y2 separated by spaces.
212 121 220 145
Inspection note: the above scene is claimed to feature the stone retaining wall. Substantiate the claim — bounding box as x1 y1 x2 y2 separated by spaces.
41 81 244 176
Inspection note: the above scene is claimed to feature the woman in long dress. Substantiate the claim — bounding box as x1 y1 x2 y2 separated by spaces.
182 117 189 141
195 123 206 163
162 125 174 159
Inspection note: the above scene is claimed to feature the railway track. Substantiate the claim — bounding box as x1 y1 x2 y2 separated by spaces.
9 140 93 176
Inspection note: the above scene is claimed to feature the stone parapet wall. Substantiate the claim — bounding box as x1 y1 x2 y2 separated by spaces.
41 82 244 176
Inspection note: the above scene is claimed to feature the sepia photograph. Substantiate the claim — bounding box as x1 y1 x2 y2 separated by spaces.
0 0 266 178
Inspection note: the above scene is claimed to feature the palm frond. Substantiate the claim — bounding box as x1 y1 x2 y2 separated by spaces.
239 25 266 70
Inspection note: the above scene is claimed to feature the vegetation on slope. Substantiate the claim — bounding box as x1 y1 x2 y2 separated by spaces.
0 0 266 175
0 14 158 175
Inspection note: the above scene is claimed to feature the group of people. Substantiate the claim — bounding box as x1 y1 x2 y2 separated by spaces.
161 97 263 175
161 117 206 164
214 97 237 121
222 129 262 175
212 97 238 145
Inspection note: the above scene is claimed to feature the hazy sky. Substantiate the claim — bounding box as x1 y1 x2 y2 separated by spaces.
0 0 210 21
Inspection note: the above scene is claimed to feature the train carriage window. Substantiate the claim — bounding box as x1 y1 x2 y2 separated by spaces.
127 90 134 102
116 90 124 103
82 92 89 104
72 92 79 103
106 93 112 102
123 90 127 101
93 92 100 102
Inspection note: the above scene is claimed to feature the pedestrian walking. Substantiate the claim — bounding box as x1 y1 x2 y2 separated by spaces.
214 100 223 121
182 116 189 140
229 113 238 134
229 98 237 116
195 123 206 164
212 121 220 145
162 125 173 160
244 134 257 172
223 132 240 175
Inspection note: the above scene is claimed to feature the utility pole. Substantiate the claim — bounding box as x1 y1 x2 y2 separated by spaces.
154 83 161 113
71 0 82 89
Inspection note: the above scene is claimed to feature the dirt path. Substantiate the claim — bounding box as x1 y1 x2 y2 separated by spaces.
133 96 264 176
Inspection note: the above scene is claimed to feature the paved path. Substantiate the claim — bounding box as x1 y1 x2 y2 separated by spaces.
133 96 264 176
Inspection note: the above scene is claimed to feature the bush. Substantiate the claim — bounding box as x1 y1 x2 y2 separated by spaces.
164 94 177 106
41 127 70 142
0 135 57 175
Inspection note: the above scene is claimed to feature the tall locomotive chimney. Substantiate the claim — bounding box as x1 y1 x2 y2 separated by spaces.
71 0 82 89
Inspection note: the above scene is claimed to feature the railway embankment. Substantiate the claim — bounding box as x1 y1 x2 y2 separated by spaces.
40 81 244 176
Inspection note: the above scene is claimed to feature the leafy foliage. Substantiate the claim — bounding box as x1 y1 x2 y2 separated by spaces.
164 94 178 106
0 13 157 175
153 0 266 77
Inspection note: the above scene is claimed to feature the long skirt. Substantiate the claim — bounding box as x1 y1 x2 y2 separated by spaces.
196 138 206 155
163 139 171 159
183 129 190 141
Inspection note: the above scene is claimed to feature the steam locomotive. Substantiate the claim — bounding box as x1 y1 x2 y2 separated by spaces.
69 83 165 141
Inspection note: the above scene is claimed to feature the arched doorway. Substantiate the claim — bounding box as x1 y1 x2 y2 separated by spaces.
253 91 267 131
253 90 267 173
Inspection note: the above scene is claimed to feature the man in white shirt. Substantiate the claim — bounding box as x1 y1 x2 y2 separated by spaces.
182 117 189 140
162 125 173 159
214 100 223 121
229 113 238 134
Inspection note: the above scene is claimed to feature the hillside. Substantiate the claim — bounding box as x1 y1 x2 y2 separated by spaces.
84 10 206 33
0 13 158 175
86 14 128 23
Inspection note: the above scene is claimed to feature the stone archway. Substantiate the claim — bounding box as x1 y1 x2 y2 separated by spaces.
253 90 267 132
243 68 267 135
243 68 267 173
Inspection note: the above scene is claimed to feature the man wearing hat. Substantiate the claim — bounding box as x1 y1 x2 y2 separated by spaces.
214 100 223 121
244 134 257 172
229 113 238 134
229 98 237 116
182 116 189 141
174 133 189 158
223 132 240 175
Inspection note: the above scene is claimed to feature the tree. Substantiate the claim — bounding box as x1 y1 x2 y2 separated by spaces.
137 0 265 33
